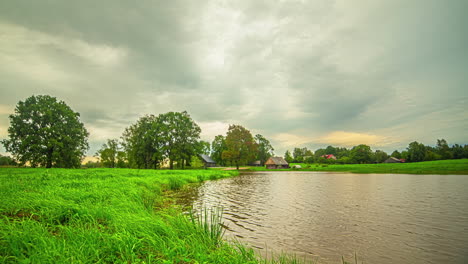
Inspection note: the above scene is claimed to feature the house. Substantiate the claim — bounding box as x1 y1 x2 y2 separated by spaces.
384 157 402 163
265 157 289 169
321 154 337 160
199 154 217 167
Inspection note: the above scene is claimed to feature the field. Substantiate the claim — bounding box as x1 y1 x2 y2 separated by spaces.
249 159 468 174
0 168 289 264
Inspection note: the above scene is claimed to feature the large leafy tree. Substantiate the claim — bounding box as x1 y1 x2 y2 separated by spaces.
2 95 89 168
373 150 389 163
391 150 401 159
158 111 201 169
407 141 426 162
254 134 274 165
222 125 257 170
350 144 373 164
122 115 164 169
436 139 453 160
284 150 293 163
211 135 227 166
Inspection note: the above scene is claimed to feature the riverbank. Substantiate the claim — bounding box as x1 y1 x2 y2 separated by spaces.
0 168 305 263
247 159 468 175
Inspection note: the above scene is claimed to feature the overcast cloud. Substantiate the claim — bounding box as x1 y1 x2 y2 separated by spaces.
1 0 467 157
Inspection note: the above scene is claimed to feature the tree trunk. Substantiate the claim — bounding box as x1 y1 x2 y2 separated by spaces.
236 161 239 170
46 147 53 168
170 160 174 170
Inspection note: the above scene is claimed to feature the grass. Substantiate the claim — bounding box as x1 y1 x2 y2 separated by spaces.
0 168 318 264
248 159 468 174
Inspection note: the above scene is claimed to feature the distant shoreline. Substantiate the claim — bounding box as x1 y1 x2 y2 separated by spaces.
241 159 468 175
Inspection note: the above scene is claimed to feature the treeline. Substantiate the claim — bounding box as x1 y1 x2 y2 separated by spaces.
0 95 272 169
284 139 468 164
91 124 275 170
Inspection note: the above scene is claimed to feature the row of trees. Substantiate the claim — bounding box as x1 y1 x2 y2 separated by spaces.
2 95 467 168
284 139 468 164
1 95 274 169
96 111 203 169
394 139 468 162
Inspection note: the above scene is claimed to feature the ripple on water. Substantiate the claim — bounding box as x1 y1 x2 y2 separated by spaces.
187 172 468 264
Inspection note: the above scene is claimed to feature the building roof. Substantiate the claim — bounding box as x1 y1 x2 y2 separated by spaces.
265 157 289 165
384 157 402 163
199 154 215 163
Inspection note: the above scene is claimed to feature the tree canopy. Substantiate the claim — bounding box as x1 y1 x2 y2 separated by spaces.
211 135 227 166
222 125 257 170
1 95 89 168
96 139 126 168
255 134 274 165
121 111 201 169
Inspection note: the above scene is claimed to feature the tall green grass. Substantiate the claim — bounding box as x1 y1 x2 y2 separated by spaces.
0 168 315 263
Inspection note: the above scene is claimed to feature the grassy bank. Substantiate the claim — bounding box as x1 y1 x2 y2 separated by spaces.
0 168 286 263
248 159 468 174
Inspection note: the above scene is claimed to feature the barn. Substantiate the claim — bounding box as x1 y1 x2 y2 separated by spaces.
265 157 289 169
199 154 217 167
384 157 403 163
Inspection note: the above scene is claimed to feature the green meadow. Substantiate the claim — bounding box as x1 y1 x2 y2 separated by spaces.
0 168 291 264
250 159 468 175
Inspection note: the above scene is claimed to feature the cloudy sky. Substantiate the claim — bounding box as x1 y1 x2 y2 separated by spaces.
1 0 467 157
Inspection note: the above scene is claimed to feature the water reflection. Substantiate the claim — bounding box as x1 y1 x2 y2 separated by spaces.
182 172 468 264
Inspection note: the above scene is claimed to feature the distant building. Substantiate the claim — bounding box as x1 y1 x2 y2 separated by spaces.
265 157 289 169
250 160 261 166
199 154 217 167
321 154 337 160
384 157 403 163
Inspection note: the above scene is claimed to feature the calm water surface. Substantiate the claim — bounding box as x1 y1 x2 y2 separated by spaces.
181 172 468 263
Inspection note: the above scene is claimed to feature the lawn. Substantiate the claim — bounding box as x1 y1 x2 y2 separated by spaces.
0 168 270 264
248 159 468 174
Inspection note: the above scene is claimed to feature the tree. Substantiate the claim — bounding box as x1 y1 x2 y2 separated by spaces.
2 95 89 168
304 149 315 164
350 144 373 164
391 150 401 159
284 150 293 163
96 139 126 168
158 111 201 169
293 147 305 163
451 144 466 159
406 141 426 162
436 139 452 160
255 134 274 165
122 115 164 169
222 125 257 170
373 150 389 163
197 140 211 156
211 135 227 166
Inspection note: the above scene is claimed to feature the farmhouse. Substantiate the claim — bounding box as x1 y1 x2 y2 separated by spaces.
265 157 289 169
199 154 216 167
384 157 403 163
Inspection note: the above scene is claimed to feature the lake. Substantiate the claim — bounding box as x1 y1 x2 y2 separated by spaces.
180 171 468 263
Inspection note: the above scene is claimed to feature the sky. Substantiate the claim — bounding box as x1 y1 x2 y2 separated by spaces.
1 0 467 158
